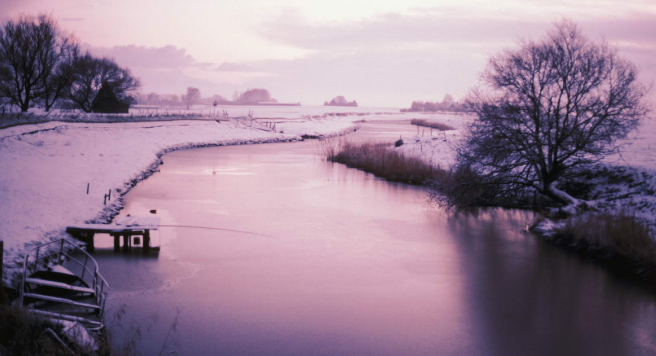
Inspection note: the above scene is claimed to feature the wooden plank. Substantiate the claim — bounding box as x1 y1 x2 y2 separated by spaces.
25 278 95 294
67 224 159 232
23 293 101 310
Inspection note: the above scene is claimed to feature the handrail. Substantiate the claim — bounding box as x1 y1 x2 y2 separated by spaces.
23 239 106 285
20 238 110 317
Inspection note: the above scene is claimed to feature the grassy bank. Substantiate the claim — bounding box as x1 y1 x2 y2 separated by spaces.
410 119 455 131
324 140 446 185
542 212 656 278
325 139 656 282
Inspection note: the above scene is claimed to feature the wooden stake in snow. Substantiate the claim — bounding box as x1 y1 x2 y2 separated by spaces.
87 183 90 194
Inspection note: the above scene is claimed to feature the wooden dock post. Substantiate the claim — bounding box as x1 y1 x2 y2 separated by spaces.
143 230 151 254
0 240 4 304
86 232 95 253
113 234 120 252
122 234 129 251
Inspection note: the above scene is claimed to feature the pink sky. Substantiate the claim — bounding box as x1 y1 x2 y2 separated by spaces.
2 0 655 107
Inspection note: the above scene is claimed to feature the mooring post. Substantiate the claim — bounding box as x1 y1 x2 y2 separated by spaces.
0 240 4 304
143 230 151 254
86 232 95 253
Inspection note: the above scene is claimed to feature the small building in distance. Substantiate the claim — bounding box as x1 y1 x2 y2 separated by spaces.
92 82 130 114
324 96 358 107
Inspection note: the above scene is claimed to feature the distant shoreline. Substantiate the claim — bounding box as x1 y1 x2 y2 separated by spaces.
216 102 301 107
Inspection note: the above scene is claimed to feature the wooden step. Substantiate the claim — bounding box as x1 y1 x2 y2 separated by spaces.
29 309 103 328
23 293 101 310
25 278 95 295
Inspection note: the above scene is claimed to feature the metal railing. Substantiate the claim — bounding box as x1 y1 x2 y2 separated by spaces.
20 239 109 320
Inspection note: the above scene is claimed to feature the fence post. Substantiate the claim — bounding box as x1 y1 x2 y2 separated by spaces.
0 240 4 304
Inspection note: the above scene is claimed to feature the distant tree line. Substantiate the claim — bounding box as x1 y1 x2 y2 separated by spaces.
401 94 467 113
134 88 279 108
0 14 139 113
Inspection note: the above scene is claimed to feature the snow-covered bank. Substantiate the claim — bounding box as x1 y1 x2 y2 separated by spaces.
388 114 472 168
393 115 656 242
0 116 356 285
393 130 462 169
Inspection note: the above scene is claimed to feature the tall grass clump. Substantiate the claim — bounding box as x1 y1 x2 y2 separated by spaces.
553 212 656 270
410 119 455 131
0 305 72 355
325 140 443 184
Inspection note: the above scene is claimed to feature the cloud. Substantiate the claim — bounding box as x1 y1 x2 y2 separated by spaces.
252 10 656 105
82 44 200 70
193 62 216 70
216 62 259 72
258 9 656 54
61 17 85 22
258 11 550 52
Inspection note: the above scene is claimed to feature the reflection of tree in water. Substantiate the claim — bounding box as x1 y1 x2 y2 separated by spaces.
446 209 656 355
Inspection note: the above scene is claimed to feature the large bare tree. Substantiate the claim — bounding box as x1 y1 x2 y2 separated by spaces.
0 14 70 112
460 20 649 207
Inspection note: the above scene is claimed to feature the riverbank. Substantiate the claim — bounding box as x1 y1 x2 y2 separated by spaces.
331 118 656 279
0 116 357 286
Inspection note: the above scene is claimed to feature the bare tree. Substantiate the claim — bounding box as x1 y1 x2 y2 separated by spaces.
67 52 140 112
40 39 78 111
459 20 649 207
181 87 200 109
0 14 69 112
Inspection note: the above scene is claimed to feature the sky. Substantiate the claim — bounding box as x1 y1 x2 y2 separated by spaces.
1 0 655 107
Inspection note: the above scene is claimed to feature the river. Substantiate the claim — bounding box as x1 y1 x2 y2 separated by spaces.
91 121 656 355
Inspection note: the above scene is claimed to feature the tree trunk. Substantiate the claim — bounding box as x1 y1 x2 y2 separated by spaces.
541 181 580 206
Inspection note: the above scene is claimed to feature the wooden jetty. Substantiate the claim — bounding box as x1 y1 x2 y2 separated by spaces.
20 239 109 333
66 215 161 253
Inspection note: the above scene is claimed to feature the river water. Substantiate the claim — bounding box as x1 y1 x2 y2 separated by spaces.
92 121 656 355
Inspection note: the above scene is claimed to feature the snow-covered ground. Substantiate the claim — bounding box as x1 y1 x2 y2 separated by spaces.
0 115 358 285
392 113 472 169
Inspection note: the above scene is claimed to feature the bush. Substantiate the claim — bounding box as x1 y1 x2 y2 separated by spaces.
0 305 70 355
553 212 656 267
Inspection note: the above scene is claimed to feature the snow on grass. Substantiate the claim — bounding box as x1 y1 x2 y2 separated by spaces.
0 115 358 285
392 130 463 169
388 113 473 169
